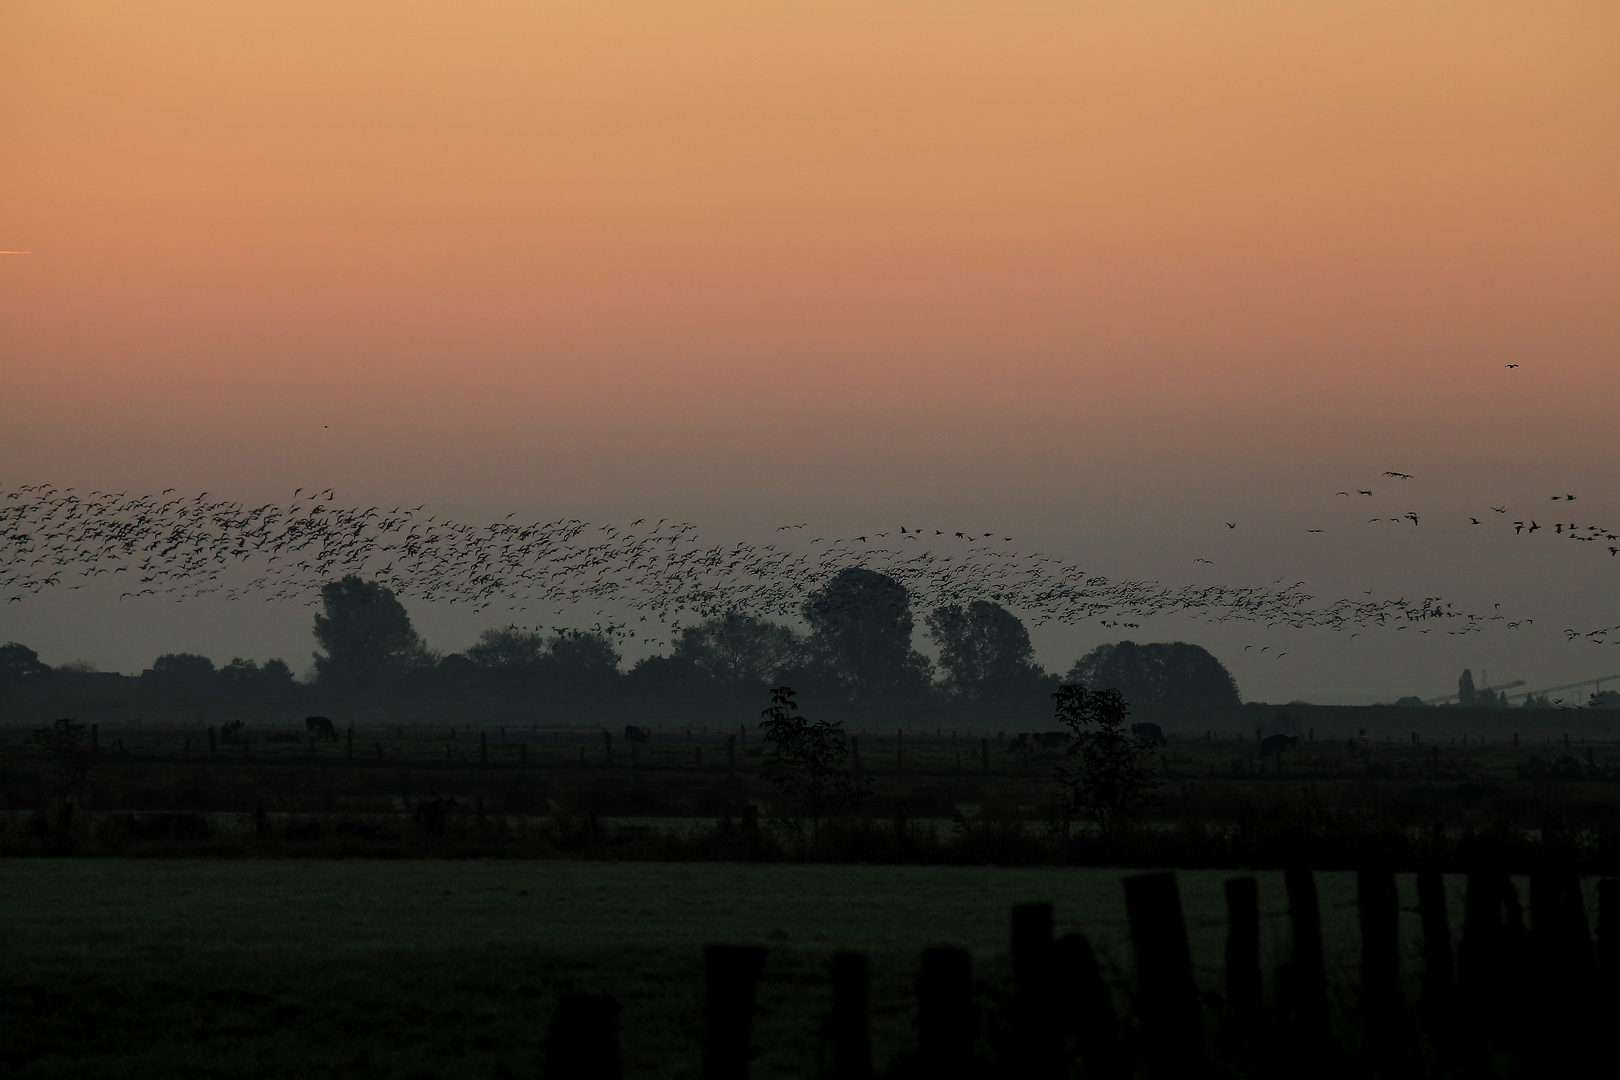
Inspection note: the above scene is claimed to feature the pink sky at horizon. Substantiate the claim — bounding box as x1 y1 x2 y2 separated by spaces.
2 2 1617 702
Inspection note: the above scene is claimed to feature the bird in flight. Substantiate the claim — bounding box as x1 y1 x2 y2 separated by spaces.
1358 490 1373 496
1384 472 1414 480
1469 518 1481 525
1491 506 1506 513
1505 363 1519 368
1226 522 1236 529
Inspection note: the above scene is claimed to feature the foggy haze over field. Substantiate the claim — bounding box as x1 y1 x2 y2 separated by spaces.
3 1 1617 705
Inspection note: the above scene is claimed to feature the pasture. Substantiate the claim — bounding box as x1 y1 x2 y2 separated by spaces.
0 859 1556 1078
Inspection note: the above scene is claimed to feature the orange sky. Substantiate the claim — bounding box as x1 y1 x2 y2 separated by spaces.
2 2 1618 700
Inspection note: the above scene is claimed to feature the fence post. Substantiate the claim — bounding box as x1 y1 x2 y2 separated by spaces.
828 952 871 1080
1357 867 1402 1035
1224 877 1262 1022
1284 867 1331 1045
1124 872 1207 1078
896 728 903 773
850 736 860 774
543 994 620 1080
703 945 767 1080
981 736 989 775
728 734 736 772
916 947 976 1079
1600 878 1619 979
1416 869 1454 1010
1054 933 1121 1080
208 726 216 757
1011 902 1061 1079
603 730 613 767
347 726 354 760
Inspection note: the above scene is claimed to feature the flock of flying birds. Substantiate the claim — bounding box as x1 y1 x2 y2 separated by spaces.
1 480 1614 650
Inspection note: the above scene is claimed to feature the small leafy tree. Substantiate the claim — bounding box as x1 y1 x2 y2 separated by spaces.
1051 684 1158 843
33 716 93 810
757 687 865 839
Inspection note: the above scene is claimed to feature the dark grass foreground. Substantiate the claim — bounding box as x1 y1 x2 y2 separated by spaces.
1 861 1613 1079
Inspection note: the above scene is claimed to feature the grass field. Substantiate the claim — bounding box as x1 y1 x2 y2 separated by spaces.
5 859 1582 1079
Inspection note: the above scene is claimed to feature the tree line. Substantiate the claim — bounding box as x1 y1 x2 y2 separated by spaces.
0 568 1242 705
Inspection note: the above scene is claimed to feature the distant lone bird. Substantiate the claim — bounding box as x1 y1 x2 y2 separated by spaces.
1226 522 1236 529
1505 363 1519 368
1384 472 1414 480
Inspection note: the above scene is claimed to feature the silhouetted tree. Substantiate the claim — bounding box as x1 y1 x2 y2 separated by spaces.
1051 684 1158 843
1457 668 1477 707
757 687 865 839
467 625 547 669
0 642 52 688
142 653 218 696
312 575 428 693
674 613 802 692
217 657 300 697
623 654 716 698
1064 641 1239 706
925 600 1052 699
538 631 622 696
802 568 933 699
33 716 93 812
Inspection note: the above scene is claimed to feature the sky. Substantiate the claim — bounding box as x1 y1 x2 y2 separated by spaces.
3 1 1618 703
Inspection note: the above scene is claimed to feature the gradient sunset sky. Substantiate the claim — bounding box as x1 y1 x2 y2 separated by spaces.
3 1 1617 704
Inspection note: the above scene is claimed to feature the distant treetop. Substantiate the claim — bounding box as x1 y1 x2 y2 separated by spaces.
1065 640 1239 706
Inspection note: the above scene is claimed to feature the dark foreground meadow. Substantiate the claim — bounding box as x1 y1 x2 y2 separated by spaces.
2 860 1612 1079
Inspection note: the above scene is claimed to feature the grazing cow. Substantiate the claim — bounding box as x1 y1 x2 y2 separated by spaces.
1258 734 1298 758
1346 734 1375 757
623 724 650 744
305 716 339 742
1131 722 1166 746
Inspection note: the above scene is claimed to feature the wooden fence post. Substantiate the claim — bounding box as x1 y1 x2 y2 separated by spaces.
916 947 976 1079
981 737 989 775
543 994 620 1080
1224 877 1262 1022
603 730 613 767
1054 933 1121 1080
703 945 767 1080
1011 903 1061 1079
1124 872 1207 1078
1357 867 1402 1034
1284 867 1331 1045
1416 869 1454 1009
1599 878 1619 978
828 952 871 1080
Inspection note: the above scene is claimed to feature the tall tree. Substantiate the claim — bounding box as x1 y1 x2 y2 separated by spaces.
142 653 218 696
1457 668 1477 707
802 568 933 699
0 642 52 688
1064 641 1239 707
925 601 1051 699
312 575 427 693
674 613 801 691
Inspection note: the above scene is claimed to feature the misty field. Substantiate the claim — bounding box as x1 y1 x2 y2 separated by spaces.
0 859 1553 1080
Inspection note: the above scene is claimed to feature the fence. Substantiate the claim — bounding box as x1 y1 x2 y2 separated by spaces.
542 867 1617 1079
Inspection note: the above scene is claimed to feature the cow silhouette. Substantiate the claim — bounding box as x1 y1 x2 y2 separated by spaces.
1258 734 1298 758
1131 722 1166 746
305 716 339 742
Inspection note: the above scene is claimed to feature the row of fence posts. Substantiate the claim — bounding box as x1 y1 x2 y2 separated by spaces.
542 867 1618 1079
